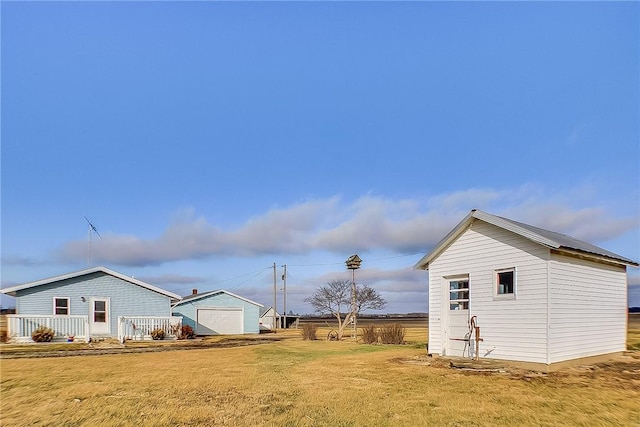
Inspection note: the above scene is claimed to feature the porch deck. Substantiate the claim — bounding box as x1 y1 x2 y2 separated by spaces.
5 314 183 343
6 315 89 343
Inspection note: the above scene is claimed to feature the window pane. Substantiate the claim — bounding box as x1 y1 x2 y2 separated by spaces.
94 312 106 322
498 271 514 294
95 301 106 311
450 280 469 290
449 301 469 310
55 298 69 315
449 279 469 310
450 290 469 300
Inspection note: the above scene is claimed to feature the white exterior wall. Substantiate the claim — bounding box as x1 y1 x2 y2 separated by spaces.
429 220 550 363
548 254 627 363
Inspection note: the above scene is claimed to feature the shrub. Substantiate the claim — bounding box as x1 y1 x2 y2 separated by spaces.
178 325 195 340
301 323 317 340
150 328 165 340
361 324 378 344
379 323 405 344
32 326 55 342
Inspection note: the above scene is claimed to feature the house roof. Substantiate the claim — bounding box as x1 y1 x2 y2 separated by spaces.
0 266 183 300
259 306 280 317
414 209 639 270
173 289 264 308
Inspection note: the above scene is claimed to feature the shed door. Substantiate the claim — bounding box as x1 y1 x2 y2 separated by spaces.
446 278 469 357
197 308 243 335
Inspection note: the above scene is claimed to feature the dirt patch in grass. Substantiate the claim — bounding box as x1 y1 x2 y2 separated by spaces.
394 350 640 391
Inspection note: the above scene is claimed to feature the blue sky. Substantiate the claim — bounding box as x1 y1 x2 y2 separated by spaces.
2 1 639 313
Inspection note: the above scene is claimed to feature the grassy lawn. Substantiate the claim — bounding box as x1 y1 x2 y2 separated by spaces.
1 321 638 426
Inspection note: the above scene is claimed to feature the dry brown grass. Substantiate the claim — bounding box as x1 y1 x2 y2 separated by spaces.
2 322 639 426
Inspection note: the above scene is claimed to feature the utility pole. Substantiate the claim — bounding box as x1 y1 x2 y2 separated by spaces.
273 262 277 333
282 264 287 330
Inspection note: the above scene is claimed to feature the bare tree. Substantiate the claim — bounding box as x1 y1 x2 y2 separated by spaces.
304 280 386 340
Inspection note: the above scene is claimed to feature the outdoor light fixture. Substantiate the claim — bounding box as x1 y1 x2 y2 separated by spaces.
345 254 362 341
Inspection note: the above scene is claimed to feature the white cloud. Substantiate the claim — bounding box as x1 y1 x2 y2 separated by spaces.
56 185 639 267
136 273 205 287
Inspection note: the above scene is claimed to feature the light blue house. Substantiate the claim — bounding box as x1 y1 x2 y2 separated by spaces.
172 290 263 335
1 266 182 342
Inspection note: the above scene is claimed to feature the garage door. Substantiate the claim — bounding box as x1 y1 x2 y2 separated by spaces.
196 308 243 335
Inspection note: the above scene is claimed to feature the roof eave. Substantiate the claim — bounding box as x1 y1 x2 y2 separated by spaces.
553 247 640 267
173 289 264 307
413 210 477 270
0 266 182 301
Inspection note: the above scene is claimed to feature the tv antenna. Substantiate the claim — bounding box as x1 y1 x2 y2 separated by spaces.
84 216 102 267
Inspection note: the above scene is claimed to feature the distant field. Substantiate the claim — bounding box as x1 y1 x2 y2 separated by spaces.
299 314 640 349
1 315 638 426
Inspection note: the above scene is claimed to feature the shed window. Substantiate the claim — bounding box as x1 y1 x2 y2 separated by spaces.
54 297 69 315
496 268 515 296
449 279 469 310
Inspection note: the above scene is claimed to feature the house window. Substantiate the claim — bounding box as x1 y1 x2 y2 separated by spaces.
496 268 516 297
54 297 70 315
449 279 469 310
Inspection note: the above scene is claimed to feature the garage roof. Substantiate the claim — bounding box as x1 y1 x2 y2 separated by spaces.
173 289 263 307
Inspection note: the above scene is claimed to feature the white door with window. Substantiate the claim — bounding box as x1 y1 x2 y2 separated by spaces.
90 297 110 335
446 277 469 356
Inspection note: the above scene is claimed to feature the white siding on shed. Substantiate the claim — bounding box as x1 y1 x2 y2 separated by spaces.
420 210 636 366
429 220 550 363
548 253 627 363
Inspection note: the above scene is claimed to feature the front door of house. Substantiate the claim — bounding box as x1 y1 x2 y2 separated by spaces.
446 277 469 357
90 297 110 335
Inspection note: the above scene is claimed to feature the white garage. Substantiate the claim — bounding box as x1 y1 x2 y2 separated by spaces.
172 289 263 335
197 307 243 335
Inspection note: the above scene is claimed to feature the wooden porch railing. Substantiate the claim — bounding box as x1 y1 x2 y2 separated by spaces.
117 316 182 343
6 315 89 343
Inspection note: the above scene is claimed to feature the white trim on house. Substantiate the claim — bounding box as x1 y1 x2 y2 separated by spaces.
53 296 71 315
1 266 182 301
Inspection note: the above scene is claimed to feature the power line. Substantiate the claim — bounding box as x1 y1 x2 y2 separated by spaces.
205 266 273 286
286 251 426 268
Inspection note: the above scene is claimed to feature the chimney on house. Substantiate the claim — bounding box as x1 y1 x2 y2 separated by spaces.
192 289 198 295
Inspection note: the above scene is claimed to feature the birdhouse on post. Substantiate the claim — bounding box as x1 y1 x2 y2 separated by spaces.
346 254 362 270
345 254 362 341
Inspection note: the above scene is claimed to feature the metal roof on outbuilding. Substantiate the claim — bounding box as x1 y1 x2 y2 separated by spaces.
414 209 639 270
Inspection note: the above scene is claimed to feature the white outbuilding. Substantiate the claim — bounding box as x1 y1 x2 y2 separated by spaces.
414 209 638 368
